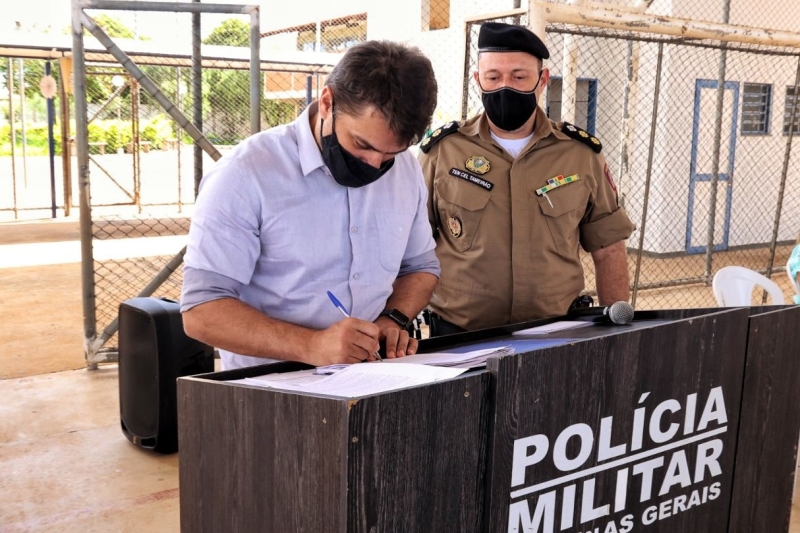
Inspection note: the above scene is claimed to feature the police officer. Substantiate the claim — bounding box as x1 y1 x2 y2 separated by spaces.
419 22 636 335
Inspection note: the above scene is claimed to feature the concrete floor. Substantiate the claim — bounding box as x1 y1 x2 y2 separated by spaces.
0 367 179 532
1 364 799 532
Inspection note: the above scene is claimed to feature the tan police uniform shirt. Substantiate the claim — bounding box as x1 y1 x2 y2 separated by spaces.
419 107 636 331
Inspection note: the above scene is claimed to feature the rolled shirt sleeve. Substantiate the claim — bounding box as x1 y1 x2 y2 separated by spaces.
579 153 636 253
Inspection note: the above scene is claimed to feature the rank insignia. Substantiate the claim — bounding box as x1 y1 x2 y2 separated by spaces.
465 155 490 175
419 121 461 154
561 122 603 153
447 215 462 237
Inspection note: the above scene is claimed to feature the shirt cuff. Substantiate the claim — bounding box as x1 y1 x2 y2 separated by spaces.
398 248 441 278
180 266 244 312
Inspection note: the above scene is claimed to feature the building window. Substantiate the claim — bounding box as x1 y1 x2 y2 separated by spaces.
784 86 800 135
422 0 450 31
546 77 597 135
741 83 771 135
262 14 367 54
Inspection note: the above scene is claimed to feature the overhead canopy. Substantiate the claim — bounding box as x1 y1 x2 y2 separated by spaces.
0 32 340 73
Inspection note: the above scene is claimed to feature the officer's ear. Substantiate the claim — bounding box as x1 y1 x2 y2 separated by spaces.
537 68 550 99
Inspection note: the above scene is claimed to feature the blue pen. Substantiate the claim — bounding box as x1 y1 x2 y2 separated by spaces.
326 291 382 361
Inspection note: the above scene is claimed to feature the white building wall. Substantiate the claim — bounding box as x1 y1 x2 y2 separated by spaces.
258 0 800 254
576 0 800 253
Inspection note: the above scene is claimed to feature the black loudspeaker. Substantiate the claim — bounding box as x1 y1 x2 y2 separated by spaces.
118 297 214 454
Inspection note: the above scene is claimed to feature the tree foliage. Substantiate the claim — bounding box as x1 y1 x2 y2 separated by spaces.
202 18 250 47
89 14 138 39
202 18 254 143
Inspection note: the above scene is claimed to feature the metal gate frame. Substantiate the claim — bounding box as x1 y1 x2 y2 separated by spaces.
72 0 261 367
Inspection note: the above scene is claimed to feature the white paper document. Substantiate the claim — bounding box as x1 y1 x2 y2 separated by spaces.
235 363 467 398
381 345 515 368
511 321 594 335
240 369 324 388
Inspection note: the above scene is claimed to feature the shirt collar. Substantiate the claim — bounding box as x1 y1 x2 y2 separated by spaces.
295 101 326 177
461 105 556 148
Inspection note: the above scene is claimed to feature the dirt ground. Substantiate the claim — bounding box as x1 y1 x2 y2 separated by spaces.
1 263 85 379
1 216 797 381
0 220 85 379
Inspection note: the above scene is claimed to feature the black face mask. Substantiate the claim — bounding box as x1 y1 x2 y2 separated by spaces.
320 113 394 188
481 87 538 132
480 73 542 132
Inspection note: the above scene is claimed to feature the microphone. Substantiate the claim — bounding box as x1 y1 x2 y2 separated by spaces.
567 301 635 325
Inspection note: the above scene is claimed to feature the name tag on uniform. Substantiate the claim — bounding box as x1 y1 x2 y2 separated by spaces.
449 168 494 191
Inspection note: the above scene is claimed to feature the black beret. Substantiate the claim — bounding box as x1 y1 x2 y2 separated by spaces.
478 22 550 60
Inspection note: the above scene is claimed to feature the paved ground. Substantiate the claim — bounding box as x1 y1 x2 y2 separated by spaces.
1 212 797 379
1 216 799 532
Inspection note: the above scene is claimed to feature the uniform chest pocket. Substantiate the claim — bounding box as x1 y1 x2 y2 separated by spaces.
436 182 492 252
536 182 589 258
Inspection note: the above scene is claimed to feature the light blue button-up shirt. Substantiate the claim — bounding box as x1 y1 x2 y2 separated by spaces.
182 103 440 369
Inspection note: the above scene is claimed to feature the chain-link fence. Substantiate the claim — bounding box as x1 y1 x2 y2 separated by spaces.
451 14 800 310
11 0 800 362
68 5 336 361
0 57 69 220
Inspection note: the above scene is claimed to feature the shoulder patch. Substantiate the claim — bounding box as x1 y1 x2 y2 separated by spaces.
561 122 602 153
419 121 461 154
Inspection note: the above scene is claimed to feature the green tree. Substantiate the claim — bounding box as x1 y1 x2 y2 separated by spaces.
203 18 250 47
59 13 144 39
90 14 137 38
202 18 253 143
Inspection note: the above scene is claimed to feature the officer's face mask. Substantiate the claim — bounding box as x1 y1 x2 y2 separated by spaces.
480 72 542 132
320 106 394 188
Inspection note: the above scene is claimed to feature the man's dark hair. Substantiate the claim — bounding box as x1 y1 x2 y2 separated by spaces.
325 40 438 146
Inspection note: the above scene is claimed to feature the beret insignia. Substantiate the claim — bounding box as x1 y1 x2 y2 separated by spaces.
561 122 602 153
419 121 460 154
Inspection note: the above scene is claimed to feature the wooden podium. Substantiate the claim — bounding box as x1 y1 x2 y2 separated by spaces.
484 308 750 533
729 305 800 533
178 362 492 532
177 306 800 533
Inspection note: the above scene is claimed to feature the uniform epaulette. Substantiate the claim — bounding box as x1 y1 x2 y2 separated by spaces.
419 121 460 154
561 122 602 153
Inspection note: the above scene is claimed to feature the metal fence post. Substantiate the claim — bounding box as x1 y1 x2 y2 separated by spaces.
72 0 98 368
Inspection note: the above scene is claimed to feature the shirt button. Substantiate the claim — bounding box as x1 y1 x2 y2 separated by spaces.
351 226 358 233
353 273 361 280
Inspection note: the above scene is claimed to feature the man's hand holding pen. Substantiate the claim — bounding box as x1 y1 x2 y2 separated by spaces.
306 318 383 365
325 291 415 363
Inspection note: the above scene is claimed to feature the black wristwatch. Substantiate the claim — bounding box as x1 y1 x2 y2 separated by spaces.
379 308 410 329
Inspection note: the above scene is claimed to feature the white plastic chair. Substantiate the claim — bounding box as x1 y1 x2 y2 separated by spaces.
787 246 800 304
712 266 785 306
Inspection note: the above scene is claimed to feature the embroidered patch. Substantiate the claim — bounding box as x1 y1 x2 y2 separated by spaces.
447 216 462 237
449 168 494 191
465 155 491 175
604 164 617 192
